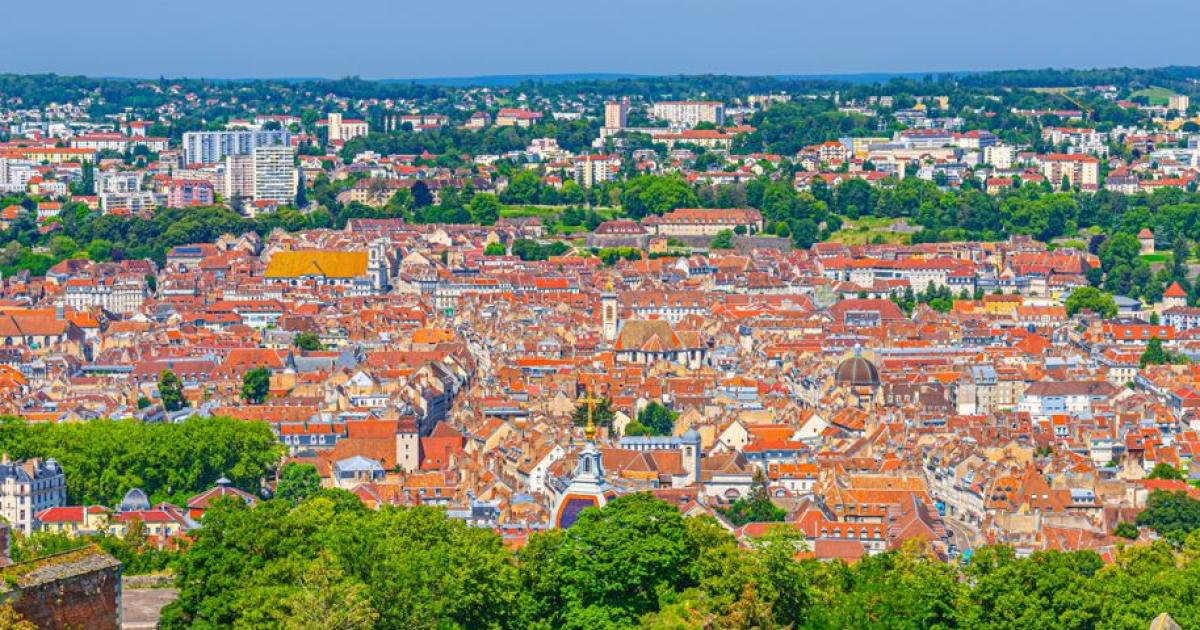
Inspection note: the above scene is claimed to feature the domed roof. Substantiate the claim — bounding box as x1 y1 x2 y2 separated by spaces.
118 488 151 512
835 354 880 388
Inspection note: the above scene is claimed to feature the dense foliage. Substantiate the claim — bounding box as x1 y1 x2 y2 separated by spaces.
624 402 677 437
1136 490 1200 545
718 469 788 526
158 491 1200 630
0 416 282 505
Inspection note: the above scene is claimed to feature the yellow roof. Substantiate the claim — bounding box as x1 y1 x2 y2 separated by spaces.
265 250 368 279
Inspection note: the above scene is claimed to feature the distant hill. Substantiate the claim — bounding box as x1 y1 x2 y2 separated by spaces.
775 71 977 84
389 73 646 87
388 71 977 88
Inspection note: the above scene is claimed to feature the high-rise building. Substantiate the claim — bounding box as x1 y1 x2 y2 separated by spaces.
182 130 290 165
604 100 629 129
650 101 725 128
1168 94 1190 115
223 154 255 201
252 145 298 204
574 155 621 188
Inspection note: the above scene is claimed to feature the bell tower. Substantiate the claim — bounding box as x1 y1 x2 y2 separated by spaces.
601 278 618 343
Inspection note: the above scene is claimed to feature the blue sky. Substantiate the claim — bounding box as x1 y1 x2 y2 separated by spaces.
3 0 1198 79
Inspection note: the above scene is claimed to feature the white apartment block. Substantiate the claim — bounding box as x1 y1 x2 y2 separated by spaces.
0 158 36 193
983 145 1015 170
253 145 298 204
100 191 159 214
97 170 144 195
182 129 291 165
650 101 725 128
223 153 255 200
574 155 620 187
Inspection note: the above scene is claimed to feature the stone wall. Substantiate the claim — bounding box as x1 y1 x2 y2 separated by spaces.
1 547 122 630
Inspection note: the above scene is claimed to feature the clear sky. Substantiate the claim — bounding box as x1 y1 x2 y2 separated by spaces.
4 0 1198 80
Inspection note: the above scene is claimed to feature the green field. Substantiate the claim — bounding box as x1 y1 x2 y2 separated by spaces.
829 215 915 245
499 205 626 234
1130 86 1176 106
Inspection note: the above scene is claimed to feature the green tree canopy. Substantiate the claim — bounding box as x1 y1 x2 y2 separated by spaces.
292 332 323 352
0 416 281 505
242 367 271 404
275 462 322 504
1065 286 1118 318
158 369 185 412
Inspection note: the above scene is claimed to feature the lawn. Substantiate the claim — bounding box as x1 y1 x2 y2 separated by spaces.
499 205 623 219
1130 86 1176 106
829 215 916 245
1140 253 1171 264
499 205 626 235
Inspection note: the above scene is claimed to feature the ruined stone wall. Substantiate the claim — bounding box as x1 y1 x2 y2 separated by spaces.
1 549 122 630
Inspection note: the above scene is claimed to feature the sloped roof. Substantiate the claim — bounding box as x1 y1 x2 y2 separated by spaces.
265 250 368 279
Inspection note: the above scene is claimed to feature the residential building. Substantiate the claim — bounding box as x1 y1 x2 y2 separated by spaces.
182 129 290 165
651 101 725 127
0 456 66 535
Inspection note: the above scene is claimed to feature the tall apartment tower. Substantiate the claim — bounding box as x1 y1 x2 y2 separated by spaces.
604 99 629 129
252 145 298 204
223 154 255 201
182 130 290 165
327 112 344 142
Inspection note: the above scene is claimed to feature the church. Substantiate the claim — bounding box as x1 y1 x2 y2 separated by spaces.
552 441 619 529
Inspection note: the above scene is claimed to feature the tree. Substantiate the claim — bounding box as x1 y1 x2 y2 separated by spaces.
1064 286 1117 319
636 401 678 436
710 229 735 250
241 368 270 404
1140 337 1170 368
1114 522 1139 540
1098 232 1141 273
719 469 787 526
162 498 521 630
1136 490 1200 542
293 331 323 352
1147 462 1185 481
0 416 281 505
279 551 378 630
468 193 501 225
571 396 615 430
521 493 701 627
276 462 321 503
410 181 434 208
158 369 184 411
484 241 506 256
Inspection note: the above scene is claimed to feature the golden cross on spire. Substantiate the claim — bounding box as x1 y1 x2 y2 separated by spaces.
579 381 602 441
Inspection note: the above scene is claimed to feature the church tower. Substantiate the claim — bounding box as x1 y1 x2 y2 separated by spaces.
553 390 618 528
681 428 701 486
396 419 421 473
601 279 618 344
